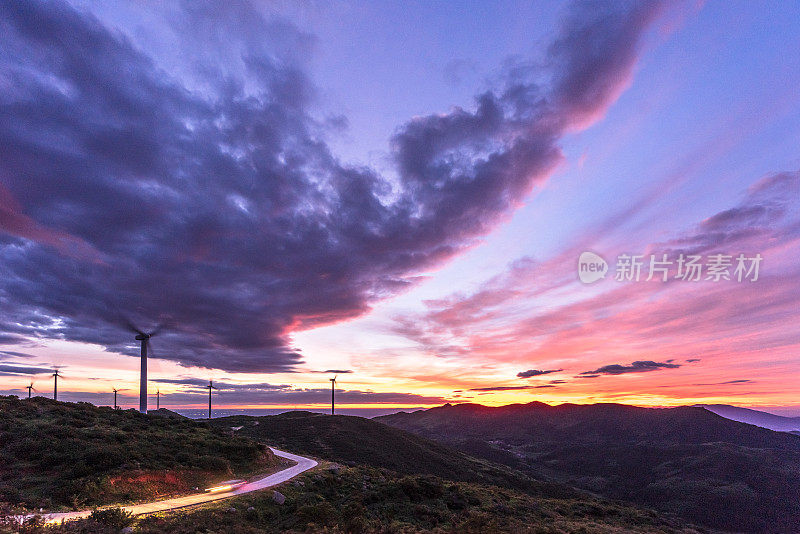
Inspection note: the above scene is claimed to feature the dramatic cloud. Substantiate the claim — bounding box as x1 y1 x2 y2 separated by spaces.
580 360 681 376
0 1 665 372
517 369 563 378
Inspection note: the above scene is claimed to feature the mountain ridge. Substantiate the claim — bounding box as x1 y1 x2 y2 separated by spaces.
377 401 800 533
696 403 800 432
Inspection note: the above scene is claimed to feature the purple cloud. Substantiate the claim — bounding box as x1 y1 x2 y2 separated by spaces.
580 360 681 376
0 363 54 376
0 1 666 372
517 368 563 378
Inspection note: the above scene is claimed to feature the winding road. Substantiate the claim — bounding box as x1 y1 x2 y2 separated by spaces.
31 448 317 525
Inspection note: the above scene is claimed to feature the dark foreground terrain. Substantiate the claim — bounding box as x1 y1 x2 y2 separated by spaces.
378 402 800 533
0 396 280 511
8 464 703 534
2 404 705 533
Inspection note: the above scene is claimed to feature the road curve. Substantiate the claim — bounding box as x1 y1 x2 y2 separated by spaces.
32 448 317 524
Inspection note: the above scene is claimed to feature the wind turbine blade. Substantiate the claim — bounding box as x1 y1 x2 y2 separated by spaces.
148 323 165 337
121 317 146 336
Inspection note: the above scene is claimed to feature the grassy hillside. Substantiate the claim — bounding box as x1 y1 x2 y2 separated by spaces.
13 465 702 534
377 402 800 533
211 411 576 499
0 396 281 511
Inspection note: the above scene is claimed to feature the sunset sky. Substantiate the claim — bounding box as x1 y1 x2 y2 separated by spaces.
1 1 799 415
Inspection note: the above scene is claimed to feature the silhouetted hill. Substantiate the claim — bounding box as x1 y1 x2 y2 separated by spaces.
377 402 800 533
0 396 279 511
211 410 575 499
697 403 800 432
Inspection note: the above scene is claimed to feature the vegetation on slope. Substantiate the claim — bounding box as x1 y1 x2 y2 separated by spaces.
377 402 800 533
0 396 280 511
10 465 703 534
211 411 575 498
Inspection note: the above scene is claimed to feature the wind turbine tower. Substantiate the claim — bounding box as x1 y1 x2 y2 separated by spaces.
329 376 337 415
124 321 162 414
52 369 61 401
156 389 160 410
205 380 217 419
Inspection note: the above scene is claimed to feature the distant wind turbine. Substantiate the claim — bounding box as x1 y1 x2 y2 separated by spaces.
329 375 337 415
123 320 163 414
112 387 127 410
205 380 217 419
156 388 160 410
26 382 34 399
52 369 62 401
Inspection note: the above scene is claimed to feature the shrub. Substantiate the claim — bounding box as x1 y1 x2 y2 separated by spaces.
89 507 133 529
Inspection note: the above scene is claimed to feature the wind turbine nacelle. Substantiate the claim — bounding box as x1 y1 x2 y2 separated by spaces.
135 334 149 341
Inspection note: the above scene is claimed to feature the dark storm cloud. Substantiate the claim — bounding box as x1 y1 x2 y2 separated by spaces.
517 369 563 378
0 0 666 372
580 360 681 376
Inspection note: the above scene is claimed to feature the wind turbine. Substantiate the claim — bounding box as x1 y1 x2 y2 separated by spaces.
26 382 34 399
124 321 162 414
329 375 337 415
52 369 62 401
205 380 217 419
156 389 160 410
112 387 127 410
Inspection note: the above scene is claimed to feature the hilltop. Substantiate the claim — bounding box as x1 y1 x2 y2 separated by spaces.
146 407 189 419
0 396 281 511
377 402 800 533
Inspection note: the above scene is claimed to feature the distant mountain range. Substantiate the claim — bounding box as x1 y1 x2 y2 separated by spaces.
377 402 800 533
696 404 800 432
